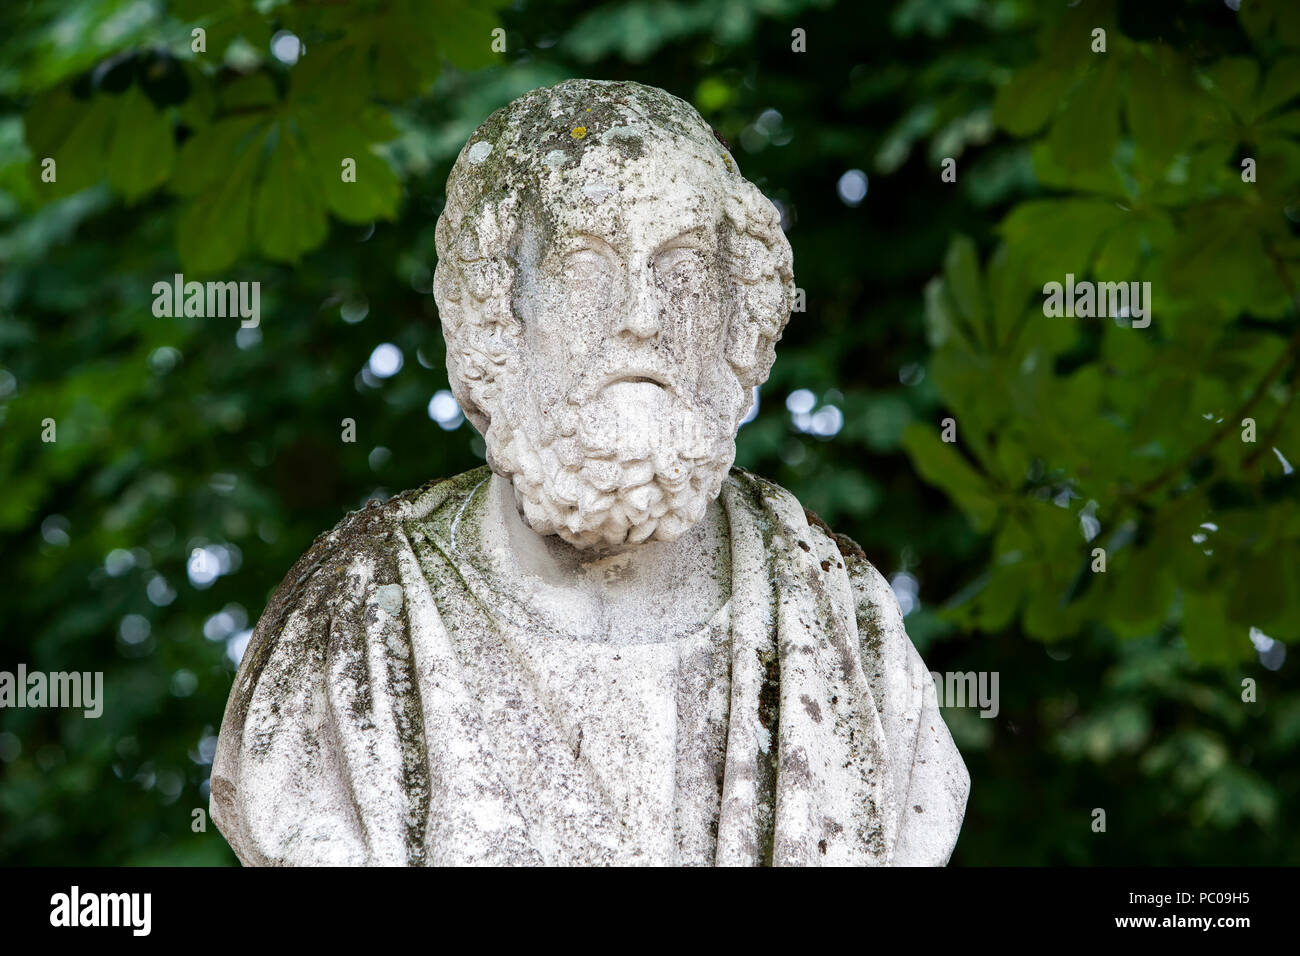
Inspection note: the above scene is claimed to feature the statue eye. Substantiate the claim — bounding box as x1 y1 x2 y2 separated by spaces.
564 249 612 281
561 248 616 311
655 247 706 293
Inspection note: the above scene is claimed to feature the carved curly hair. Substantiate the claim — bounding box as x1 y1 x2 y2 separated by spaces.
433 79 795 435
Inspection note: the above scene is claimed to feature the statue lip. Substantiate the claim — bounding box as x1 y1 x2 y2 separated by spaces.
601 370 675 395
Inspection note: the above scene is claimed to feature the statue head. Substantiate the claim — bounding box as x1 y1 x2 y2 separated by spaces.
434 79 795 549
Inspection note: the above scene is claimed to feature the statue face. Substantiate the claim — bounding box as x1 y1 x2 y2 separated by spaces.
488 148 744 549
434 80 794 550
517 147 730 417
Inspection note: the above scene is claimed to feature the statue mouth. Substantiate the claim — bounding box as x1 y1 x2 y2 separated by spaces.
601 371 674 395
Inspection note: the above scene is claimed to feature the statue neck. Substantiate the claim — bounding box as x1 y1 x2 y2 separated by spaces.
467 472 730 641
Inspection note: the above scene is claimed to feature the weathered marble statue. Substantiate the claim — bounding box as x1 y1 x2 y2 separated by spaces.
212 79 968 866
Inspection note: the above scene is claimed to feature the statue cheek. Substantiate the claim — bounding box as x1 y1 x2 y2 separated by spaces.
753 281 787 331
434 260 463 305
527 304 602 370
725 320 760 370
567 272 618 314
462 259 506 303
532 272 616 339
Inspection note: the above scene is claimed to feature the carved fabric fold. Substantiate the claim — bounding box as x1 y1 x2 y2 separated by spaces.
211 467 968 866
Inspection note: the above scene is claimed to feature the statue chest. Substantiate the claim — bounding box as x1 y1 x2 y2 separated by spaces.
412 528 733 865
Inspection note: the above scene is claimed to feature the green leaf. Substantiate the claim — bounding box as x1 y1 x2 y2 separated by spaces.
175 128 265 273
1160 203 1289 317
219 74 279 112
297 108 401 225
1126 48 1198 163
1182 589 1252 666
106 87 174 203
433 0 510 70
902 422 999 531
1046 57 1121 174
1203 57 1260 122
923 275 962 350
1226 549 1297 632
1106 551 1175 638
943 234 988 338
253 125 328 262
1093 221 1147 279
999 198 1130 283
23 89 113 198
984 244 1038 350
1241 1 1300 54
169 115 268 199
1257 56 1300 116
992 25 1085 138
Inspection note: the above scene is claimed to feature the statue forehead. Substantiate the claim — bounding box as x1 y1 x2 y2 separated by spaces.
451 80 741 245
525 145 727 249
471 78 726 156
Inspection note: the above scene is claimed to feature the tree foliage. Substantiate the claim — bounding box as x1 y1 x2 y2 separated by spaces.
913 2 1300 664
0 0 1296 865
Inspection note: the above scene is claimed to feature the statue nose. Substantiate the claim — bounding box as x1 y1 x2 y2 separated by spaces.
616 273 661 341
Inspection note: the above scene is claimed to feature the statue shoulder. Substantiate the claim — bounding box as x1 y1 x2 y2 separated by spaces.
242 467 486 645
211 469 487 863
725 466 911 653
774 486 970 862
725 465 884 589
794 500 907 660
728 464 909 665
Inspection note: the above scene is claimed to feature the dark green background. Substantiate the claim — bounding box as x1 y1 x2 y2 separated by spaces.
1 0 1298 865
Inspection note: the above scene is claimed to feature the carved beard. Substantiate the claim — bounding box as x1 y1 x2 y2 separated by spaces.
484 364 742 549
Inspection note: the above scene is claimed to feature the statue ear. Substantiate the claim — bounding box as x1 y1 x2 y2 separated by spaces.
434 199 523 436
723 187 795 388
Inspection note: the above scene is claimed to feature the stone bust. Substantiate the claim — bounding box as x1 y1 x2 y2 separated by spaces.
211 79 969 866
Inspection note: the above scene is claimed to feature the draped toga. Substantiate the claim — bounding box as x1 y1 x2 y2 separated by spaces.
211 466 969 866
